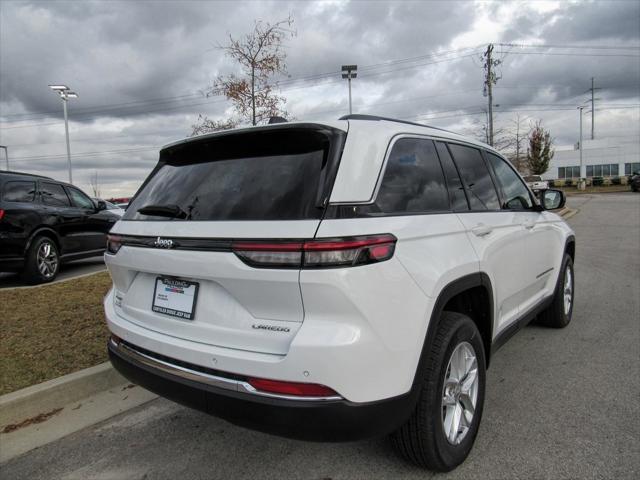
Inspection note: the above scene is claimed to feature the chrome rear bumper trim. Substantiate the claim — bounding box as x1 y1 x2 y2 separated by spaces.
110 338 342 402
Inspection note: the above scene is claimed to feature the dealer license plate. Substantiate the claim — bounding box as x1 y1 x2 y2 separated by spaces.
152 277 199 320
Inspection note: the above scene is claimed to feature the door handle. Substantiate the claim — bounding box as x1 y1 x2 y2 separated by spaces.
471 224 493 237
522 220 535 230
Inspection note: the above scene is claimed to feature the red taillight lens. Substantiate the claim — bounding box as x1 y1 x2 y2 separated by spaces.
106 234 122 254
303 234 396 268
232 241 303 268
247 377 339 397
0 209 4 221
232 234 397 269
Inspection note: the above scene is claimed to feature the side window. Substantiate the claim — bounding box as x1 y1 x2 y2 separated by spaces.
486 153 533 210
369 138 449 214
447 143 500 211
41 182 71 207
67 187 95 210
435 142 469 211
2 181 36 203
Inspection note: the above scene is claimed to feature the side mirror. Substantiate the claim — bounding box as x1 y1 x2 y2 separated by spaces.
506 196 530 210
541 189 565 210
96 200 107 211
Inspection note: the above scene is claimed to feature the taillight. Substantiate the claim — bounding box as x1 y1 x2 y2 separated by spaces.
247 377 339 397
0 209 4 221
106 234 123 254
232 241 303 268
233 234 396 269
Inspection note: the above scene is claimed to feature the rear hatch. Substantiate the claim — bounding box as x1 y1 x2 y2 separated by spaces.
107 124 346 355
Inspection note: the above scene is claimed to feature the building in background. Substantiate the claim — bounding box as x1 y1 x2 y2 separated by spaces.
544 135 640 180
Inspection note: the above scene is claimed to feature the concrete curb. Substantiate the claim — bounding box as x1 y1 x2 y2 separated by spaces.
557 207 579 220
0 362 124 429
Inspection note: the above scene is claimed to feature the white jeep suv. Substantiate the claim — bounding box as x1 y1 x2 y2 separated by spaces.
105 115 575 471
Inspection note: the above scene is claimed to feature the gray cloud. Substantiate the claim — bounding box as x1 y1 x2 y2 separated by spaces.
542 0 640 42
1 0 638 197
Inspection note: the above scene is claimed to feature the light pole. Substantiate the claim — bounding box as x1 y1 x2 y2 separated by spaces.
341 65 357 115
0 145 8 170
578 106 584 188
49 85 78 184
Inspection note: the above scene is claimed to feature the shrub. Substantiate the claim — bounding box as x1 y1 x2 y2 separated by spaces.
565 178 573 187
592 176 604 186
612 176 621 185
548 179 556 188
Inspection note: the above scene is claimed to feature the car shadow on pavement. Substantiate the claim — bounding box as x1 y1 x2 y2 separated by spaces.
0 257 106 289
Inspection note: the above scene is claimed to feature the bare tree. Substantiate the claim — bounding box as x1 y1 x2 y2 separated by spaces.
89 171 100 198
468 110 511 152
507 114 528 174
526 121 555 175
497 114 529 174
190 115 237 136
191 16 295 136
470 114 531 175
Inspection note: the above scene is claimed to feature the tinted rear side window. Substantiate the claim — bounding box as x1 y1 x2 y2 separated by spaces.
447 143 500 211
41 182 71 207
125 128 340 221
435 142 468 211
2 181 36 202
358 138 449 215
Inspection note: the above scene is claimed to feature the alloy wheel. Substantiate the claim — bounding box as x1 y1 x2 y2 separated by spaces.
37 241 58 279
563 264 573 315
441 341 478 445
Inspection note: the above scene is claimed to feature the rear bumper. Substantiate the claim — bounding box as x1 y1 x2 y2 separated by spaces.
108 337 417 441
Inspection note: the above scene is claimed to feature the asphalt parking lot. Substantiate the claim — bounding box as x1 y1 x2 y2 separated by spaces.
2 193 639 479
0 257 106 289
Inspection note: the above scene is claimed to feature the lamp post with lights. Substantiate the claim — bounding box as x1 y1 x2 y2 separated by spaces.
341 65 357 115
49 85 78 184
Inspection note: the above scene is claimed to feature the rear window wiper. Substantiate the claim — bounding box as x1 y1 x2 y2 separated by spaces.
137 204 188 219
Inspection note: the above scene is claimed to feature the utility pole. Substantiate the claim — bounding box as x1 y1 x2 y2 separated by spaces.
0 145 8 170
586 77 601 140
483 44 501 147
341 65 357 115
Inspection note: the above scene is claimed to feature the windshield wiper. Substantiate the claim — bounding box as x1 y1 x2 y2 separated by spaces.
137 204 188 219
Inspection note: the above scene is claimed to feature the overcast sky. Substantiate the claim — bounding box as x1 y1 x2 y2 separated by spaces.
1 0 639 197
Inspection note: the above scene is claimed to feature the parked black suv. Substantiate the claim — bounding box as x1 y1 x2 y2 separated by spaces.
0 171 119 284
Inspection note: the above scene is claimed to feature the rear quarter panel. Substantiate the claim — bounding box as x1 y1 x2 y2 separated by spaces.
301 213 479 400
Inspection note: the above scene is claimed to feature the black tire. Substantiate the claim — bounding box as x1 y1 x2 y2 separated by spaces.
537 253 574 328
391 311 486 471
21 236 60 284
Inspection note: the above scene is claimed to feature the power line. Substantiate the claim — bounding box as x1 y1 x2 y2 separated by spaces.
1 49 480 125
0 92 204 120
497 43 640 51
8 146 158 162
9 104 639 162
498 51 640 58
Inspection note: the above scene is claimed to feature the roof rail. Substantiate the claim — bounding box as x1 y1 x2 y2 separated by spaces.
338 114 456 134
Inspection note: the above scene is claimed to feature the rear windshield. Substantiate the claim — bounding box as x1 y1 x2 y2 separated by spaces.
124 127 344 221
524 175 542 182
